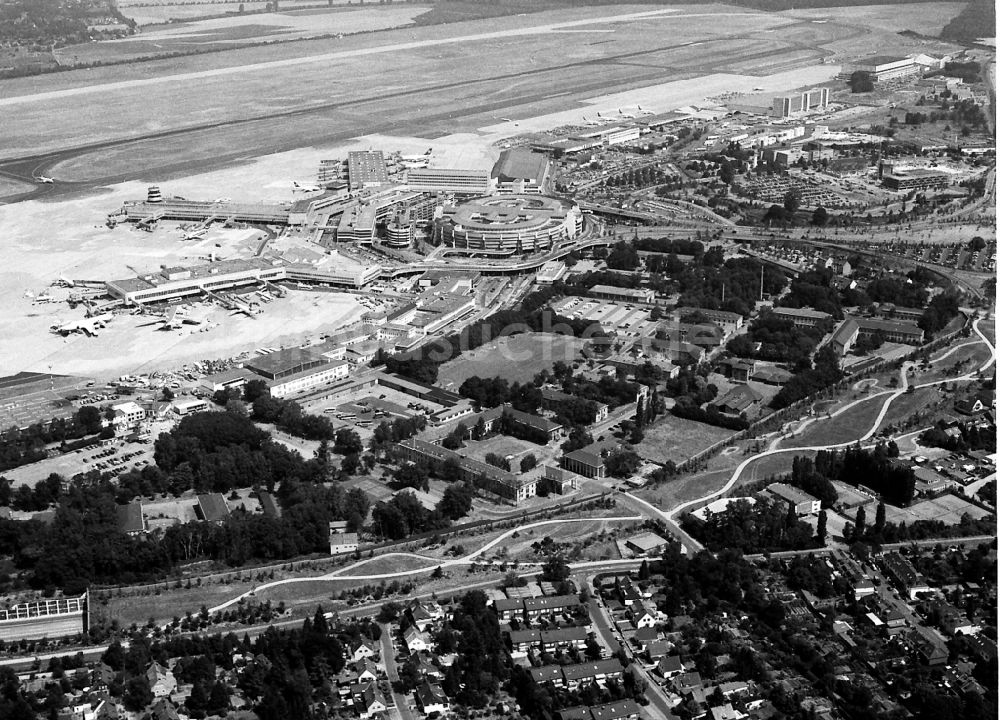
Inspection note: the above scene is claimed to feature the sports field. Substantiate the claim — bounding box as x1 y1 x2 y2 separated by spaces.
883 494 993 526
436 332 585 390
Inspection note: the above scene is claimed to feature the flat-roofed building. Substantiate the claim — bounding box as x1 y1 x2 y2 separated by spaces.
492 148 550 193
106 258 287 306
246 348 325 380
854 55 920 82
625 532 670 556
348 151 389 190
441 194 581 253
200 367 255 394
766 482 821 516
111 401 146 431
882 168 950 191
771 306 833 328
268 360 350 399
536 260 568 284
405 168 494 194
673 307 744 335
589 285 656 304
772 87 830 117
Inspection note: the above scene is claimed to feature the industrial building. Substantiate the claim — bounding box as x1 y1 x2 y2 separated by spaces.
562 449 606 478
491 148 551 193
0 592 88 642
441 195 582 253
244 347 351 398
853 56 920 82
405 168 494 195
772 88 830 117
119 195 310 226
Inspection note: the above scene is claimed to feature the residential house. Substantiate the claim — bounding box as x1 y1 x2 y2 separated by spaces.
713 385 763 416
507 628 541 654
657 655 684 679
352 681 387 719
146 662 177 698
403 626 431 653
541 626 589 653
415 680 449 715
350 638 378 662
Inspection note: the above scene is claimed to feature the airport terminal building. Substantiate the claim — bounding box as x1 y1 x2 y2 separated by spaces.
440 195 582 253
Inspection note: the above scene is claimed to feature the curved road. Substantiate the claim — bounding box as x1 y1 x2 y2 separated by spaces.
667 316 996 521
208 514 642 614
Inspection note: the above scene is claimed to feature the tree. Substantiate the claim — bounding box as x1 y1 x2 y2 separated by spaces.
874 501 886 534
541 554 570 583
333 428 363 456
849 70 874 93
520 454 537 473
638 559 650 580
783 189 801 216
123 676 152 711
855 506 867 537
817 510 827 542
812 206 829 227
605 446 641 478
437 482 474 520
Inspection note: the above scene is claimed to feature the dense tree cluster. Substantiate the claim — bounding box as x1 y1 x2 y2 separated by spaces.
919 291 961 337
771 346 843 409
671 402 750 430
728 311 828 366
777 269 845 318
812 443 916 506
674 258 787 318
787 456 838 508
251 396 335 441
433 591 509 706
681 498 819 553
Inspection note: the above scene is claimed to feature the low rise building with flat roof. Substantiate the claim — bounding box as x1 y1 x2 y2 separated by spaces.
771 306 833 328
766 482 821 516
589 285 656 304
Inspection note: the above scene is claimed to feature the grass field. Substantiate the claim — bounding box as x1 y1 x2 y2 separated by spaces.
635 415 735 465
876 386 944 434
437 332 585 389
464 435 541 463
778 394 888 450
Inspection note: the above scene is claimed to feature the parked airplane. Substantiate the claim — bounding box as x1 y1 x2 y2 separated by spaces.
160 308 184 331
213 197 231 203
618 108 636 119
293 181 322 192
51 313 112 337
582 115 601 126
35 176 54 184
56 276 75 288
182 228 208 240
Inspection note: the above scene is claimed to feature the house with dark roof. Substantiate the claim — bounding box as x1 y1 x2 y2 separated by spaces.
415 680 449 715
195 494 229 523
713 385 763 415
562 448 606 478
117 502 146 536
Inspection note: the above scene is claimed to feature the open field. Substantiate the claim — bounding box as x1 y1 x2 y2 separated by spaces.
778 394 889 450
635 415 735 465
883 493 994 526
437 332 585 389
876 386 944 434
464 435 541 464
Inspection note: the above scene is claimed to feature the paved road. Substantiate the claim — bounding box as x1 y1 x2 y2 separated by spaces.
578 572 678 719
379 623 414 720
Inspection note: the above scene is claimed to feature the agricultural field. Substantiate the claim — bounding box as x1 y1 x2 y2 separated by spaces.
635 415 735 465
437 332 585 389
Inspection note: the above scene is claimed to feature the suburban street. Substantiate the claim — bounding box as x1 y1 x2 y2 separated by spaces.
379 622 414 720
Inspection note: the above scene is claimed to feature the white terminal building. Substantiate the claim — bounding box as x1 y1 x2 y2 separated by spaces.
440 195 582 254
